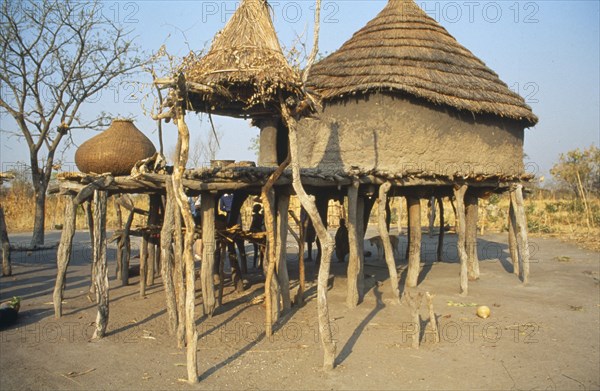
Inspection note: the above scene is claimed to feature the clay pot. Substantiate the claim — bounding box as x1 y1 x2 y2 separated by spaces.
75 119 156 176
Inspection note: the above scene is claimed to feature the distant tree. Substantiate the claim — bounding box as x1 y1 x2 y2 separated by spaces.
248 135 260 159
550 145 600 197
189 127 223 167
0 0 145 245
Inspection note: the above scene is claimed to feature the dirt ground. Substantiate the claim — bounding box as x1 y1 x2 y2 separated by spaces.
0 228 598 390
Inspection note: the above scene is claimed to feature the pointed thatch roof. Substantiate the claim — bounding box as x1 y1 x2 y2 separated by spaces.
180 0 301 118
307 0 538 126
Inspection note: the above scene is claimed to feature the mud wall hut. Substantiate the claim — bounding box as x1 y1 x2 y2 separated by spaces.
294 0 538 177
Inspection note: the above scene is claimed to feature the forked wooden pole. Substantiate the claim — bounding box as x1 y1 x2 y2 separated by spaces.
436 196 444 262
377 182 400 303
276 193 291 312
92 190 109 339
200 192 216 317
512 185 530 284
53 195 76 318
173 195 186 348
288 210 305 306
453 185 469 296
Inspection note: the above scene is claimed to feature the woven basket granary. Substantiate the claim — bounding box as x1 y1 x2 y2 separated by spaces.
75 119 156 176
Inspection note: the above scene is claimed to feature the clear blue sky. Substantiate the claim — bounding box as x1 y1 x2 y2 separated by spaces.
1 1 599 182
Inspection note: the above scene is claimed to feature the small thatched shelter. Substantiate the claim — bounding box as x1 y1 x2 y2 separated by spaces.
297 0 538 177
179 0 301 119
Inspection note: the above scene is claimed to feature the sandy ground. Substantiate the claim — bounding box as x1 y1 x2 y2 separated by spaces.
0 228 599 390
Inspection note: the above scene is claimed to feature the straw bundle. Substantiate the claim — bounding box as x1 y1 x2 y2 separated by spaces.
75 119 156 176
180 0 301 116
308 0 538 126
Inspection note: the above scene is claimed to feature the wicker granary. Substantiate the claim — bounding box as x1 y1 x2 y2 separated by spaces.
75 119 156 176
179 0 302 118
295 0 538 178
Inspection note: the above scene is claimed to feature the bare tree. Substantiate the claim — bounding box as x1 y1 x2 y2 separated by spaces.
0 0 145 245
189 127 222 168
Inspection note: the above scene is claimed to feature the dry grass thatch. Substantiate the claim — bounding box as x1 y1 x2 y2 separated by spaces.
307 0 538 126
180 0 302 117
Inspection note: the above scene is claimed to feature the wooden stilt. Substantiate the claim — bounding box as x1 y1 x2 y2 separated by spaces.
84 201 96 300
512 185 530 284
0 204 12 276
436 196 444 262
356 195 365 301
283 105 336 371
200 192 217 317
465 192 480 280
288 210 305 306
147 194 161 286
405 208 411 261
276 193 291 312
453 185 469 296
377 182 400 302
396 196 403 235
425 292 439 343
508 200 520 277
346 179 361 308
172 85 199 383
406 197 421 288
120 210 134 286
218 241 226 307
173 197 186 348
161 179 178 335
53 195 76 318
139 233 148 298
92 190 109 339
404 289 424 349
226 240 244 293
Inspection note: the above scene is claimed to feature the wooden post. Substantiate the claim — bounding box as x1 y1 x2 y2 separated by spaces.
406 196 421 288
114 197 123 281
404 289 424 349
425 292 439 343
288 210 305 306
511 185 530 284
53 195 76 318
161 179 178 335
0 204 12 276
276 193 291 312
377 182 400 303
356 195 365 301
120 210 135 286
396 196 403 235
139 233 148 298
84 201 96 299
465 192 480 280
172 83 199 383
200 192 217 316
173 197 185 348
508 200 520 277
346 179 361 308
436 196 444 262
147 194 161 286
92 190 109 339
454 185 469 296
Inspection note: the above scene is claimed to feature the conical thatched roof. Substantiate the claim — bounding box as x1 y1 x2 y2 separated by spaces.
307 0 538 126
180 0 301 118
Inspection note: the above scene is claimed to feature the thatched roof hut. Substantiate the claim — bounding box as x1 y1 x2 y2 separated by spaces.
295 0 538 179
307 0 538 127
180 0 302 118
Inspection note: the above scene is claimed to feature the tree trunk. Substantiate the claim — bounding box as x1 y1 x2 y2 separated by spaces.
406 197 421 288
346 180 361 308
465 193 479 280
30 175 46 246
92 190 109 339
0 205 12 276
356 195 365 301
173 197 186 348
453 185 469 296
377 182 400 303
53 196 76 317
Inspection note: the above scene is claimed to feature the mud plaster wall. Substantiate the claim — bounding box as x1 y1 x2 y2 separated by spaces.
296 92 526 176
